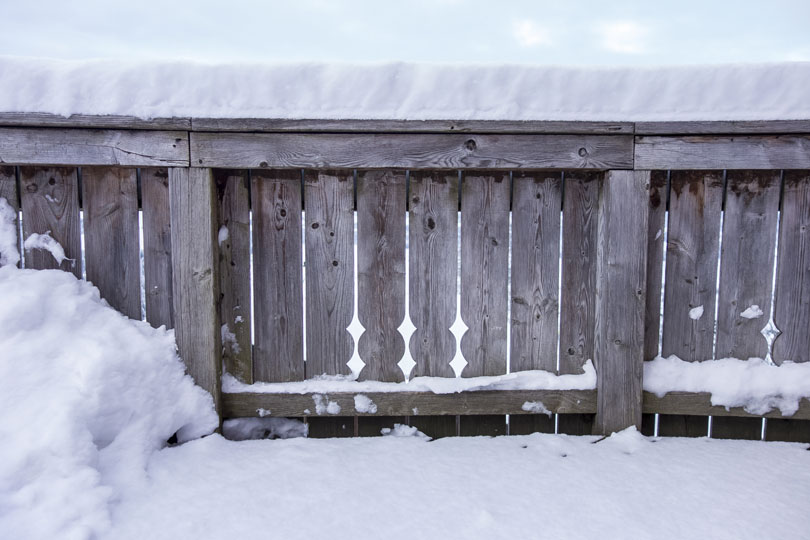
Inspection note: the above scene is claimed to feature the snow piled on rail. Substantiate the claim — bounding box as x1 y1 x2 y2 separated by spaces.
1 56 810 121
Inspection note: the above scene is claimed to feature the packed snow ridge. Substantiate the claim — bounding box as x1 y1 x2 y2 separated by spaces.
1 56 810 121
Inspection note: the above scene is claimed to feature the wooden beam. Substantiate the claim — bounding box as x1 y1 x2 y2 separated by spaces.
0 128 189 166
635 120 810 135
635 135 810 170
222 389 597 418
191 118 633 134
170 167 222 420
593 170 649 435
643 392 810 420
190 133 634 170
0 112 191 130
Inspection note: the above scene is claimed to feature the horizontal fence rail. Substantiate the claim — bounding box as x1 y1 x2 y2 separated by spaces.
1 115 808 442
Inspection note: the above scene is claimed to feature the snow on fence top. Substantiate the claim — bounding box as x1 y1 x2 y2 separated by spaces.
1 56 810 121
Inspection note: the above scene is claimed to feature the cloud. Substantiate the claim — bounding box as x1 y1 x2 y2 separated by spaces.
512 19 553 47
597 21 649 54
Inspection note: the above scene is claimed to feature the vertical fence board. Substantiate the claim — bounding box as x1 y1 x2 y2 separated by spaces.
558 171 600 434
251 169 304 382
215 169 252 384
141 168 174 329
81 167 141 319
408 171 460 437
356 170 407 435
170 167 221 420
769 170 810 442
640 170 667 435
509 171 561 435
658 171 723 437
459 171 509 436
0 166 20 266
713 170 780 440
305 170 356 438
593 170 649 435
19 167 81 276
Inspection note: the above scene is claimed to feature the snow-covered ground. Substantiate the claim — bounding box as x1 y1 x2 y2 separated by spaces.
2 57 810 121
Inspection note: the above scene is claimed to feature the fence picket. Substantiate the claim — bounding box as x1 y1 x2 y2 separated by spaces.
141 168 174 329
19 167 81 277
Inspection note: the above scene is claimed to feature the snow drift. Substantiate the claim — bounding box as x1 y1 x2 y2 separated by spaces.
1 56 809 121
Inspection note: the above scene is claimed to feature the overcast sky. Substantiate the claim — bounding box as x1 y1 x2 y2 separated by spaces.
2 0 809 65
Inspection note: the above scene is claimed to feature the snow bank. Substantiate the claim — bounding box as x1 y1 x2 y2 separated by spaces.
644 355 810 416
2 56 810 121
223 360 596 394
0 214 217 539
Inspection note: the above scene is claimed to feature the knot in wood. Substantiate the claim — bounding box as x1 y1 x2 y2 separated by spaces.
464 139 477 151
578 147 589 157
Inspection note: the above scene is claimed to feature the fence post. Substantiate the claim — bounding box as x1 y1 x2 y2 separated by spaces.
594 170 650 435
170 167 222 424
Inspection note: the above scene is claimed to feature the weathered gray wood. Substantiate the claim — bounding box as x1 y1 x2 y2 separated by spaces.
557 171 601 435
661 171 724 362
222 389 598 418
19 167 81 276
0 128 189 166
635 136 810 170
191 133 634 170
643 392 810 420
191 118 633 134
774 171 810 364
304 170 354 377
407 171 460 438
459 171 510 376
713 170 780 440
716 171 780 359
81 167 141 319
765 419 810 443
593 170 649 435
170 167 221 420
0 166 19 267
357 170 407 381
215 169 252 383
141 168 174 329
0 112 191 130
643 170 667 361
409 171 459 379
508 171 561 435
251 169 304 382
458 171 509 436
635 120 810 135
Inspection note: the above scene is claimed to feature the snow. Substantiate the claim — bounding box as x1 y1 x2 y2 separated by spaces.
217 225 229 246
354 394 378 414
380 424 430 439
688 305 704 320
312 394 341 415
223 360 597 394
23 231 70 266
0 197 19 267
644 355 810 416
741 305 764 319
221 417 307 441
2 57 810 121
521 401 553 416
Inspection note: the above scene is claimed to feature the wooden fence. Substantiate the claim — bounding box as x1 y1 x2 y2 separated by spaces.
1 114 809 441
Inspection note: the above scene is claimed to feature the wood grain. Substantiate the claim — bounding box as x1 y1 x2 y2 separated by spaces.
509 171 561 435
643 170 667 361
191 118 633 134
557 171 601 435
459 171 509 436
661 171 724 361
773 171 810 364
0 166 19 267
251 169 304 382
635 136 810 170
635 120 810 135
593 170 649 435
191 133 633 170
81 167 141 319
0 112 191 130
19 167 81 276
304 170 355 377
643 392 810 420
141 168 174 329
215 169 252 383
169 167 221 420
223 389 598 418
0 128 189 166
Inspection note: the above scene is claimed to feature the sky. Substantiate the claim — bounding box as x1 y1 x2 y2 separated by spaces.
1 0 809 66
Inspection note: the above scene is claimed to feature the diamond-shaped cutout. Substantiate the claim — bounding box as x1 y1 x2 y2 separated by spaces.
760 317 781 367
449 310 468 377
